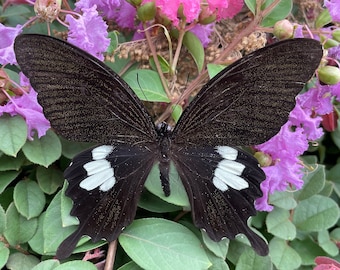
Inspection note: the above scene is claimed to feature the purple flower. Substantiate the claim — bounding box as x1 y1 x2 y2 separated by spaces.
75 0 121 19
289 100 323 140
149 0 201 26
66 5 110 61
325 0 340 22
298 82 340 115
328 45 340 61
255 125 307 211
0 73 50 140
190 23 214 47
0 23 23 65
207 0 243 20
255 94 327 211
114 0 136 29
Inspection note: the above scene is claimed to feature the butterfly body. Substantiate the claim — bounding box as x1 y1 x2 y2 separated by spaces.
14 34 323 259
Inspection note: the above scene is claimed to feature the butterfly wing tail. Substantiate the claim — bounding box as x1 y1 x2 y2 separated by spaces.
56 229 83 260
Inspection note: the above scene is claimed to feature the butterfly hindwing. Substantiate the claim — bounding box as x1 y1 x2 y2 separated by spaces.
56 143 157 259
171 145 268 254
172 38 323 146
14 34 157 145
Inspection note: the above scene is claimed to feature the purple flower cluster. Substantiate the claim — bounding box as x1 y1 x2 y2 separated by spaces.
0 73 50 140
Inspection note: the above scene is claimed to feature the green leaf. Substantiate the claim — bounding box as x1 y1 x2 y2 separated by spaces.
43 190 79 254
119 218 211 270
36 166 64 194
31 259 60 270
269 237 301 269
118 261 143 270
293 195 340 232
315 9 333 29
60 182 79 227
319 181 334 197
266 207 296 240
171 29 204 72
235 248 272 270
107 31 119 54
28 212 46 255
149 55 170 73
244 0 256 14
206 255 230 270
318 230 339 257
0 205 5 234
138 189 182 213
6 253 40 270
54 261 97 270
4 203 38 246
145 162 190 208
0 170 20 193
261 0 293 27
171 104 183 123
202 232 229 259
14 180 45 219
328 163 340 198
207 64 226 79
182 31 205 72
290 237 326 265
60 137 94 159
269 190 297 210
123 69 169 102
0 151 26 171
295 165 325 201
0 114 27 156
22 129 62 167
331 119 340 149
0 242 9 269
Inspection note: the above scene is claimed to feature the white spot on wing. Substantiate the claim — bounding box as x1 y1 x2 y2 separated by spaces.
213 146 248 191
80 169 115 191
215 146 238 160
92 145 114 160
80 145 116 192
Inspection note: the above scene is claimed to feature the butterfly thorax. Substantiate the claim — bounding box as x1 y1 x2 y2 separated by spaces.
156 122 172 197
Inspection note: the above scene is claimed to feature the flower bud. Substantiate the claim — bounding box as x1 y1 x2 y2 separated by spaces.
137 2 156 22
332 30 340 42
126 0 142 7
198 7 216 25
315 9 332 28
320 35 339 49
318 66 340 85
322 111 338 132
273 20 294 40
34 0 61 22
254 152 272 167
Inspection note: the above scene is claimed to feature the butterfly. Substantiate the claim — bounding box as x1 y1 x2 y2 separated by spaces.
14 34 322 259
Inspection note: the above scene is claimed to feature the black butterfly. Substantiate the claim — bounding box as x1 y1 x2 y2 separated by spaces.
14 34 322 259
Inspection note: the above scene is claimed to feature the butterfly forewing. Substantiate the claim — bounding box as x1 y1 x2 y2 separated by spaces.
14 34 157 145
172 39 323 146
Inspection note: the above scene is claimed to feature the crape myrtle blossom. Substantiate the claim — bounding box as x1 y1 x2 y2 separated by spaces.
255 78 340 211
66 5 110 61
73 0 241 46
324 0 340 23
255 99 323 211
0 23 23 65
75 0 136 29
0 73 50 140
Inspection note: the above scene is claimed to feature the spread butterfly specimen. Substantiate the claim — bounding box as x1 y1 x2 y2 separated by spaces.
14 34 322 259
